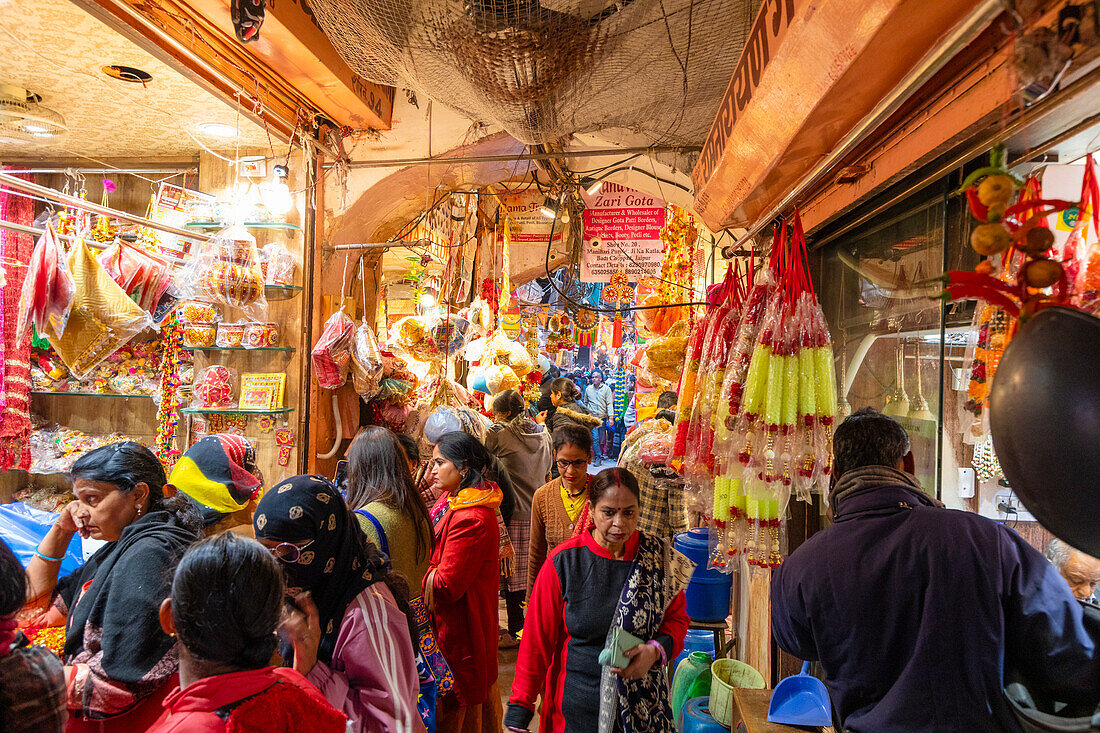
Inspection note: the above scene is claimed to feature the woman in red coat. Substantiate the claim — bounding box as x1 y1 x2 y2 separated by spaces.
424 431 506 733
148 533 346 732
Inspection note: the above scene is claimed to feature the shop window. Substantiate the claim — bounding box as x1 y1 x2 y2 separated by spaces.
814 180 980 503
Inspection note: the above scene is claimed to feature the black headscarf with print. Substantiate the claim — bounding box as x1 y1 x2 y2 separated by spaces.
253 474 390 664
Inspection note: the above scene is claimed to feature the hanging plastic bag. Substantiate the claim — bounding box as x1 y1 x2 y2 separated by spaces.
45 240 152 380
17 222 74 345
645 319 692 382
350 322 384 396
97 240 174 313
424 406 463 444
484 364 521 395
311 308 355 389
173 225 267 319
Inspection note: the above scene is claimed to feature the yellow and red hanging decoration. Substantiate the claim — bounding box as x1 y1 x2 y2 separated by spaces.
641 206 698 336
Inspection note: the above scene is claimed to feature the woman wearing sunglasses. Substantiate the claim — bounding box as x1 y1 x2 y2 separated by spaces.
253 475 424 733
525 425 594 601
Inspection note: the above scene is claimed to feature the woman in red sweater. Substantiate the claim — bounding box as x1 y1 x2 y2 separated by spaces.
149 532 346 732
425 431 507 733
506 468 690 733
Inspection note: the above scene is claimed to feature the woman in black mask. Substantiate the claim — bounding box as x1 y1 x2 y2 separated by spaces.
253 474 424 733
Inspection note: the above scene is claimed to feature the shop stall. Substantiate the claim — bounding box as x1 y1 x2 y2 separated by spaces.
686 0 1100 686
0 0 316 519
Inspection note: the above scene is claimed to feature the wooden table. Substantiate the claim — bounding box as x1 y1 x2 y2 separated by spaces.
731 689 835 733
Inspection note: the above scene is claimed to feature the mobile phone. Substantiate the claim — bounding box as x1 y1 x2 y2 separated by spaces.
333 460 348 493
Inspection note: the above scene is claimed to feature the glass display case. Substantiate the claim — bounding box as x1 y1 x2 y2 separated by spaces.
813 178 981 507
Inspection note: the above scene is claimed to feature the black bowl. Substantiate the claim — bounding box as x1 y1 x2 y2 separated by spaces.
990 306 1100 557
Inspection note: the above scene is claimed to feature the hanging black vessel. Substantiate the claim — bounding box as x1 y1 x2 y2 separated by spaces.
990 306 1100 557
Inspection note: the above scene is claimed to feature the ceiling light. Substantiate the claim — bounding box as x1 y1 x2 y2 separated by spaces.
21 123 48 134
198 122 239 138
586 179 604 196
102 65 153 84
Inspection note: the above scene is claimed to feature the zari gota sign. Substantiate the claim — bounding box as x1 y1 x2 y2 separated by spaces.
580 183 665 282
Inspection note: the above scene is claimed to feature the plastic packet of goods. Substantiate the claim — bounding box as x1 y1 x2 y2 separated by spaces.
261 242 296 286
311 308 354 389
17 223 75 345
173 225 268 320
44 242 152 380
191 365 237 409
350 322 384 396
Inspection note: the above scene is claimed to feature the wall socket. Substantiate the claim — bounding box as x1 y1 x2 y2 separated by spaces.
993 487 1036 523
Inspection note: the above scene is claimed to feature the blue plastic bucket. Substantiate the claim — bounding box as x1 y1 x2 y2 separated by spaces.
675 529 733 622
673 628 717 673
678 697 727 733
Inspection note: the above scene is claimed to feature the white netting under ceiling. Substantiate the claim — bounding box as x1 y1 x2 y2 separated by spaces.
306 0 760 148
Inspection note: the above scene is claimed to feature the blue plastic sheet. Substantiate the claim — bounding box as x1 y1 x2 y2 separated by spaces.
0 502 85 576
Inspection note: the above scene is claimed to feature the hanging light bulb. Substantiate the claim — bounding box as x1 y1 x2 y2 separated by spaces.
261 164 293 217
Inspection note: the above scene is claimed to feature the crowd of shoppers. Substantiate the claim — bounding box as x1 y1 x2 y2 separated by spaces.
4 382 1099 733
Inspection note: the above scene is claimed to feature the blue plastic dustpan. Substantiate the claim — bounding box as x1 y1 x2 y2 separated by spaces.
767 661 832 727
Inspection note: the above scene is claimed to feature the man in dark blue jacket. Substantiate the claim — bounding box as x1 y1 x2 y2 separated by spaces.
771 408 1099 732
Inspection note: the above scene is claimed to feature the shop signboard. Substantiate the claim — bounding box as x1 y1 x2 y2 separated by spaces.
498 190 564 245
579 183 665 282
497 190 568 284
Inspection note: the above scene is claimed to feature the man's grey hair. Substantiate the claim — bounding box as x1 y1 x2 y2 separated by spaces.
1045 538 1072 570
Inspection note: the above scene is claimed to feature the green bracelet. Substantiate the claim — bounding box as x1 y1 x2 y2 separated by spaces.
34 548 65 563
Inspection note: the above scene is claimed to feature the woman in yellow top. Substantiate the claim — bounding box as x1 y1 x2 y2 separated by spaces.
345 426 453 720
526 424 594 600
345 427 433 590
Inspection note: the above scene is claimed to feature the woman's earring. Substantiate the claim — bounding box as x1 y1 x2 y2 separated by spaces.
135 504 143 518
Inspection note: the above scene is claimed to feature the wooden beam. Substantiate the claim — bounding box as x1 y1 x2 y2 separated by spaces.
691 0 989 231
82 0 392 140
180 0 393 129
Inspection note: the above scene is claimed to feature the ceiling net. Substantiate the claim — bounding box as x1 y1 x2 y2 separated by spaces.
306 0 761 147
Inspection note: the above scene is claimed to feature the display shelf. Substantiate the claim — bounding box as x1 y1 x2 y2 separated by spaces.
264 284 303 301
183 346 295 354
31 390 155 400
184 221 301 232
180 407 294 415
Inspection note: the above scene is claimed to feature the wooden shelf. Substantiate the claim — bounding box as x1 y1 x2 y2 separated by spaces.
31 391 155 400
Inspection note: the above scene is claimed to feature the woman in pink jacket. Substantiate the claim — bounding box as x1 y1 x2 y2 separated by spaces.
254 475 424 733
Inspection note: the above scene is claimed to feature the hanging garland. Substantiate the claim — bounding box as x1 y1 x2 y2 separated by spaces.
155 312 185 468
641 205 698 335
